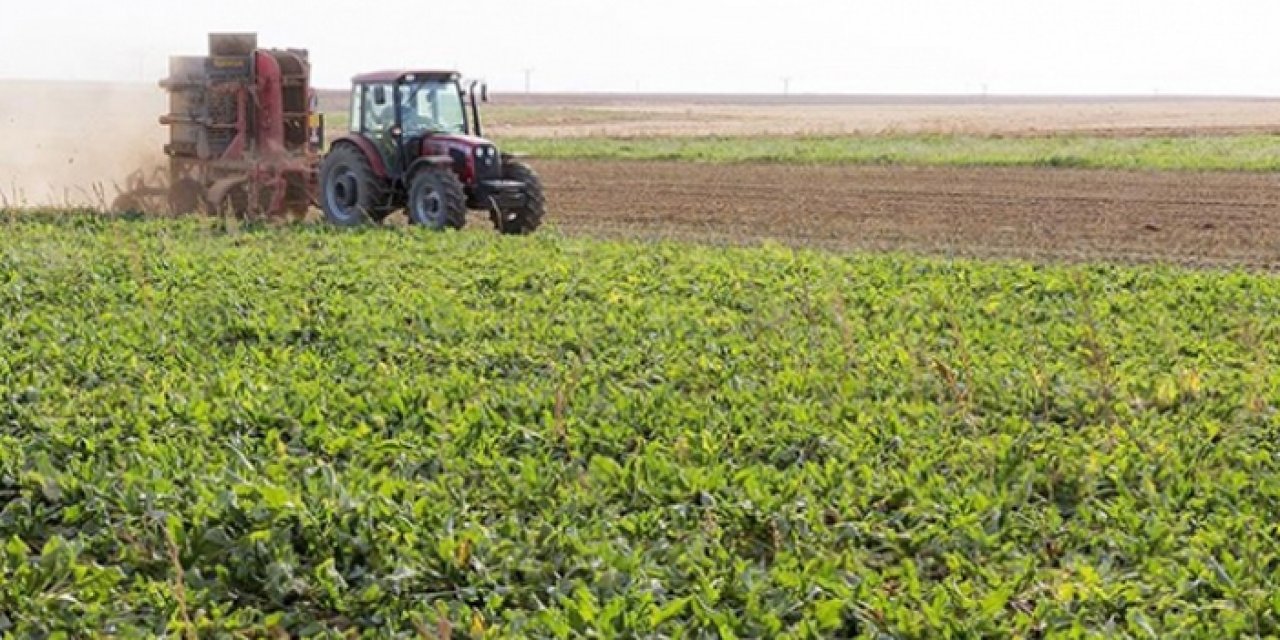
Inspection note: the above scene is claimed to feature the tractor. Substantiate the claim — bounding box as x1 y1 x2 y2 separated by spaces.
115 33 545 234
320 71 545 234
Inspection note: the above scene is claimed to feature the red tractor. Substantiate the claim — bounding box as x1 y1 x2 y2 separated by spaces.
321 71 545 234
116 33 545 234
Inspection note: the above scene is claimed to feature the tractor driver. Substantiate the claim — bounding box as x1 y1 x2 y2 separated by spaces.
400 86 441 135
400 88 426 133
365 85 394 133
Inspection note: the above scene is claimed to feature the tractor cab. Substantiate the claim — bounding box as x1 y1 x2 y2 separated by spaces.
321 70 545 234
349 71 468 175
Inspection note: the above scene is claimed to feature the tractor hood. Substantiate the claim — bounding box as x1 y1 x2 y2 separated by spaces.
420 133 503 184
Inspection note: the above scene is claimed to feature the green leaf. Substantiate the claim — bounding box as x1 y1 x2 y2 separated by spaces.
5 537 28 564
981 586 1013 618
813 599 845 630
589 455 623 481
650 597 692 628
259 485 292 510
360 583 384 604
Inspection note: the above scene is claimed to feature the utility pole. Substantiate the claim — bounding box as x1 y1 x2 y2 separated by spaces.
523 68 534 94
782 76 792 96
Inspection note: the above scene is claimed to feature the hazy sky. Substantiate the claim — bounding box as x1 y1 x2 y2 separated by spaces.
3 0 1280 95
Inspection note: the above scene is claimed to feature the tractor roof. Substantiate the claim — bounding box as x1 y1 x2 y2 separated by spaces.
352 70 459 84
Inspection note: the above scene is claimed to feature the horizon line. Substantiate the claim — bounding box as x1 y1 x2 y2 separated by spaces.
2 77 1278 101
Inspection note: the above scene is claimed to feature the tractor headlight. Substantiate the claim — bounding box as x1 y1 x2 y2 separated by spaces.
475 147 485 157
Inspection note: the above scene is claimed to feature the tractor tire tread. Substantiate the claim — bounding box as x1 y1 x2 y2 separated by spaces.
407 167 468 230
320 143 389 226
499 161 546 235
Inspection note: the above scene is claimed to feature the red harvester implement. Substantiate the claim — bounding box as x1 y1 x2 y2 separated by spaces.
113 33 322 218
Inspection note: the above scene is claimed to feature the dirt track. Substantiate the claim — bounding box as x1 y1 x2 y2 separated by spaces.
539 160 1280 267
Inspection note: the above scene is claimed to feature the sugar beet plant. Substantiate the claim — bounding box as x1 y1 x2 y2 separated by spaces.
0 212 1278 638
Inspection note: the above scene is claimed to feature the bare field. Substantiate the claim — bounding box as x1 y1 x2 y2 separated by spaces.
479 93 1280 138
538 159 1280 268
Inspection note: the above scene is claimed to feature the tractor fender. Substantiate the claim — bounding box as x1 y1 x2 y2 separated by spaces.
329 135 390 179
207 176 248 212
405 155 456 179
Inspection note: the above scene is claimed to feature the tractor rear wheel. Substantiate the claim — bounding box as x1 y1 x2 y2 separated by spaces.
320 144 388 226
496 161 546 235
406 168 467 230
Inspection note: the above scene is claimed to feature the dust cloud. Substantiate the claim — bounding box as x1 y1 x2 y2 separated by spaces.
0 80 167 208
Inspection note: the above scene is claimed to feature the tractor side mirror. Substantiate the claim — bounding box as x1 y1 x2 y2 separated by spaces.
481 83 489 103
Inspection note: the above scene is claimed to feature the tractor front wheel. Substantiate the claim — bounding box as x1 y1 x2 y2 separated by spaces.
320 144 388 226
497 161 546 235
406 168 467 231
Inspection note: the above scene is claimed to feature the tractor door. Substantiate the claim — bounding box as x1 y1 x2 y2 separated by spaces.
359 83 402 177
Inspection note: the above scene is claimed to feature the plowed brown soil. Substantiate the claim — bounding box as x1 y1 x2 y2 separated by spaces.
540 160 1280 268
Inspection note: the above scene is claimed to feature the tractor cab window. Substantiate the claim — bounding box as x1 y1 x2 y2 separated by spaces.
362 83 395 133
400 80 467 136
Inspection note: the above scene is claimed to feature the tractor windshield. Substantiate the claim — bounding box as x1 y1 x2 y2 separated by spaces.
399 80 468 136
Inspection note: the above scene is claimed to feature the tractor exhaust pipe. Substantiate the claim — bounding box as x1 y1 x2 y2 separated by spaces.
209 33 258 57
468 80 485 138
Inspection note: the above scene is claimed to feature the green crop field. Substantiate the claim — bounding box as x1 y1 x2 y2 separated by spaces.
500 134 1280 172
2 213 1279 637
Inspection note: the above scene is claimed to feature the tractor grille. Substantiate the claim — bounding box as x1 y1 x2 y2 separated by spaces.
475 145 502 181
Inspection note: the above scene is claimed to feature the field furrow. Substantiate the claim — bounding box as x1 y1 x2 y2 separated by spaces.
538 160 1280 267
